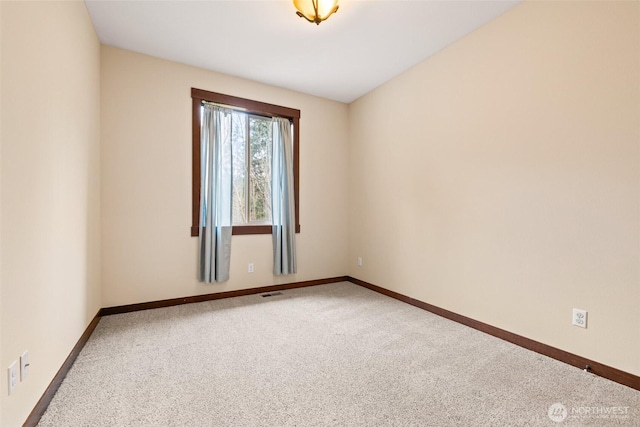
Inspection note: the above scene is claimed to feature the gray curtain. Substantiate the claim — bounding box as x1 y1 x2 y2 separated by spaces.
199 104 233 283
271 117 297 275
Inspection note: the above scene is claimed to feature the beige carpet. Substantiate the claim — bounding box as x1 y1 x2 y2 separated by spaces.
38 282 639 426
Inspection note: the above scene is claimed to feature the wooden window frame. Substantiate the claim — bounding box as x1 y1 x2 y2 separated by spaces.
191 88 301 237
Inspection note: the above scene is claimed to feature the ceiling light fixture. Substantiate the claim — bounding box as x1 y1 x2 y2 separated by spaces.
293 0 339 25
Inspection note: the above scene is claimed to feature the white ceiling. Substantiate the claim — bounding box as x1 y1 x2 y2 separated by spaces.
85 0 522 103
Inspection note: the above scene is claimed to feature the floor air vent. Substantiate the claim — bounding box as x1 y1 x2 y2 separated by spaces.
261 292 283 298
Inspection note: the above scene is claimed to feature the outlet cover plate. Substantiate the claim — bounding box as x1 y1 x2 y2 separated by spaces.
572 308 587 328
8 361 18 395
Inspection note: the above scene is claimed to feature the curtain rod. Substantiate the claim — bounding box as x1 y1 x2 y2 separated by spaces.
200 100 292 122
201 100 248 112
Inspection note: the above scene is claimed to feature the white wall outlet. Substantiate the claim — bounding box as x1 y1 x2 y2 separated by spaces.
20 351 30 381
8 360 18 395
248 263 254 273
357 257 363 267
572 308 588 328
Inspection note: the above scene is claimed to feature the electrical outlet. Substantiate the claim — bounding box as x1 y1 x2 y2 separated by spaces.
248 263 254 273
8 361 18 395
572 308 587 328
357 257 363 267
20 351 29 381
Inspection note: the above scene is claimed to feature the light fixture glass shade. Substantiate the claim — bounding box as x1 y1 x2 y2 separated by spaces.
293 0 339 25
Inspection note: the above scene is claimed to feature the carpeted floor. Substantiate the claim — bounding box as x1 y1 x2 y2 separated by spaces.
38 282 639 426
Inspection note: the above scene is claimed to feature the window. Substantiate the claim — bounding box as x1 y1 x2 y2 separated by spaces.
191 88 300 236
230 112 272 225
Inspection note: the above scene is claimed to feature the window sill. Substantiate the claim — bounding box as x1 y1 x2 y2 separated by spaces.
190 224 301 237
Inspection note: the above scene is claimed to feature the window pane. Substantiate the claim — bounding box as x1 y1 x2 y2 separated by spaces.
249 116 272 223
231 112 247 225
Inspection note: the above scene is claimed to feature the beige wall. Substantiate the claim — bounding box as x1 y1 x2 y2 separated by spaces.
0 2 102 425
100 47 349 307
348 0 640 375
